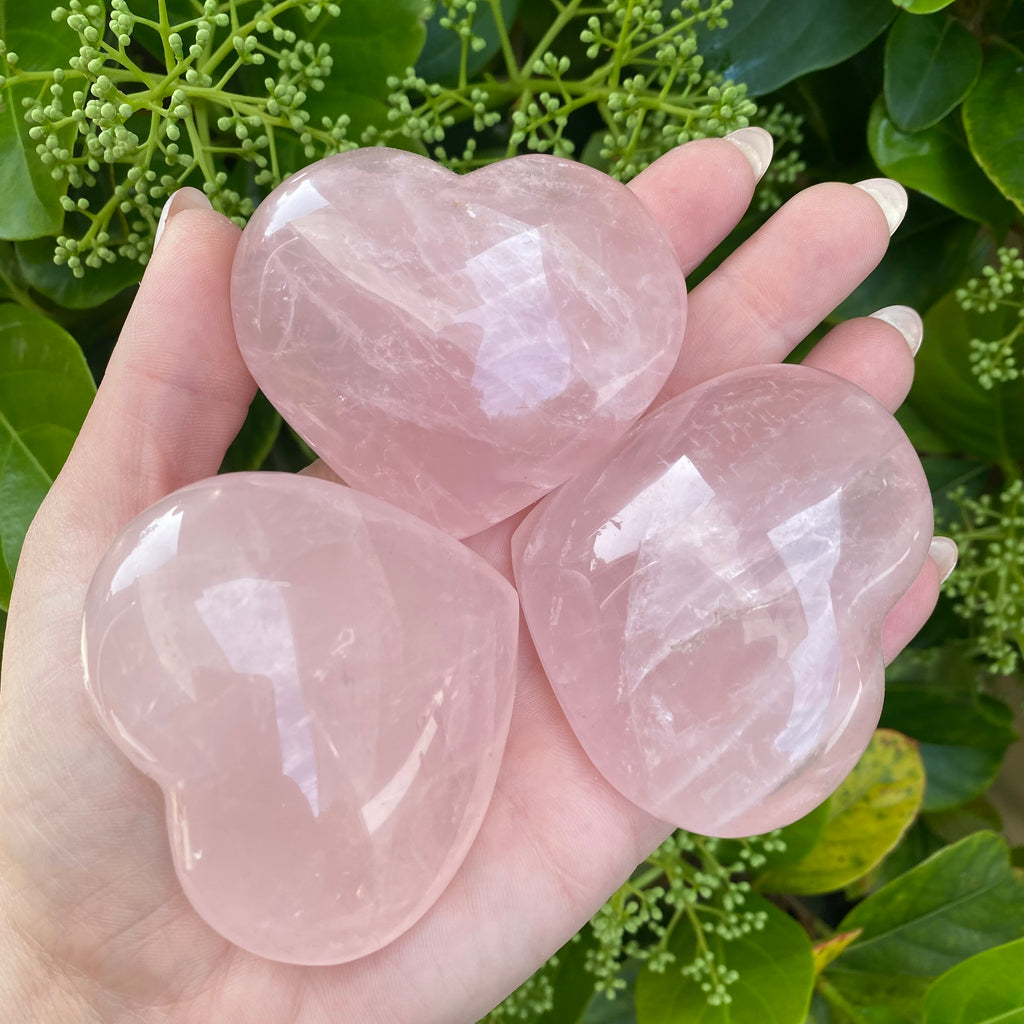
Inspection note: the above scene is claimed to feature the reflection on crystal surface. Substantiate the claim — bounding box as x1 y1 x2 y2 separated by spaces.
514 365 933 837
83 473 519 964
231 147 687 536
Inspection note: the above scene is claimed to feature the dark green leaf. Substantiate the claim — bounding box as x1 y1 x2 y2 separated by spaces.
0 1 77 239
533 930 600 1024
925 798 1003 846
831 200 977 320
867 99 1016 230
757 800 832 872
922 456 989 522
695 0 895 97
879 662 1016 811
582 960 640 1024
830 832 1024 992
962 44 1024 215
0 304 94 608
884 13 982 132
308 0 426 103
635 895 814 1024
760 731 924 895
220 391 282 473
907 291 1024 462
417 0 519 84
923 938 1024 1024
280 0 425 155
14 238 143 310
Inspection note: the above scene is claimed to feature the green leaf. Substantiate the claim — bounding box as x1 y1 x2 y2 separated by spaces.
760 731 925 895
277 0 425 156
533 931 601 1024
884 13 982 132
417 0 519 84
14 238 143 310
924 938 1024 1024
0 304 94 608
893 0 955 12
831 200 977 321
695 0 895 97
963 44 1024 215
635 896 814 1024
830 832 1024 992
922 456 989 523
309 0 425 103
907 290 1024 462
879 665 1016 811
867 98 1016 230
220 391 282 473
0 1 77 239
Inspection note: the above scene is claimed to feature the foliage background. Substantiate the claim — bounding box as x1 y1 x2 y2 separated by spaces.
1 1 1022 1021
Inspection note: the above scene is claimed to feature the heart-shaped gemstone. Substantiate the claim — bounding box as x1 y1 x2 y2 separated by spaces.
82 473 519 964
513 365 933 838
231 148 686 538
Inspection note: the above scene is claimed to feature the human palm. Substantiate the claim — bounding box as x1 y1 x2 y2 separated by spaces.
0 135 945 1023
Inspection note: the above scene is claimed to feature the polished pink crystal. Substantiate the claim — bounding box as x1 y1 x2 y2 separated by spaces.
513 365 933 838
230 148 686 538
82 473 519 964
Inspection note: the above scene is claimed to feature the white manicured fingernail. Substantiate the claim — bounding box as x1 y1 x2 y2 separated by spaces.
853 178 908 235
870 305 923 356
154 187 213 250
929 537 958 584
723 127 774 183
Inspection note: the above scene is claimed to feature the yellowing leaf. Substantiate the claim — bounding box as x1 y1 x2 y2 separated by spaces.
812 930 863 975
760 731 925 895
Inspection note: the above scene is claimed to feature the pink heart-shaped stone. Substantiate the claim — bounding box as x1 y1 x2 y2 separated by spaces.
82 473 519 964
231 148 686 537
513 365 933 838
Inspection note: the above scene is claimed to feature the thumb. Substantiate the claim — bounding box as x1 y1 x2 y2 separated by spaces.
54 188 256 556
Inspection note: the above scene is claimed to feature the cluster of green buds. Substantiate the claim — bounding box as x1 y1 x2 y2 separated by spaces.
0 0 351 277
381 0 776 180
591 830 780 1006
945 478 1024 676
957 247 1024 389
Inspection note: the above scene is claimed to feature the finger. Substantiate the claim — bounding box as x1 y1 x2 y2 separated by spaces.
51 189 255 554
628 129 772 275
661 179 907 399
802 305 922 412
882 539 956 663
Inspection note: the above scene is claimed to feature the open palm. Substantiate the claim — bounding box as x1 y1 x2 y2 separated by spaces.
0 134 945 1023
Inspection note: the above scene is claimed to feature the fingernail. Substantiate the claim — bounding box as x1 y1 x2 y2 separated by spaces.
723 126 774 183
853 178 908 236
869 304 923 356
154 187 213 250
929 536 958 584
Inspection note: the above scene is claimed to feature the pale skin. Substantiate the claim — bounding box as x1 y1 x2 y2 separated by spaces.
0 136 946 1023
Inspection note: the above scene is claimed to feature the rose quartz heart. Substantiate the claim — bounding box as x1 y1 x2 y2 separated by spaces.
82 473 519 964
230 148 686 538
513 365 933 838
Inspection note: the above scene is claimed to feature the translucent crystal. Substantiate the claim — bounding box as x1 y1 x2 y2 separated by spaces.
82 473 519 964
231 148 686 537
513 366 933 837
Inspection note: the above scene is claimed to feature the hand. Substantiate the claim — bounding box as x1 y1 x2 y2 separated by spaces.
0 134 948 1023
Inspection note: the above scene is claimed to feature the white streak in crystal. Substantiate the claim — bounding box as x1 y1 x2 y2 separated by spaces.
594 457 714 566
360 693 442 835
110 505 183 595
766 489 842 754
459 229 571 416
195 578 321 816
267 178 329 236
